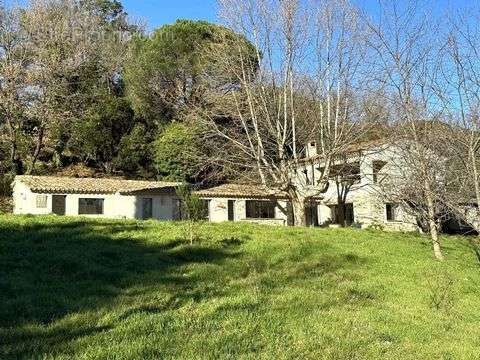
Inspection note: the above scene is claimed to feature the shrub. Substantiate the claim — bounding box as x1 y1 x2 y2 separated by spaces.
176 185 208 244
366 220 385 231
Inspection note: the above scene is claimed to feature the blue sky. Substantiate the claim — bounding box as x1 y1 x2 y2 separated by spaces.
122 0 217 30
3 0 218 30
4 0 476 31
121 0 474 31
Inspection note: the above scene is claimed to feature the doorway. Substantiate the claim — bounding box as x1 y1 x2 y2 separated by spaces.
142 198 153 219
330 203 355 226
52 195 66 216
305 203 319 227
228 200 235 221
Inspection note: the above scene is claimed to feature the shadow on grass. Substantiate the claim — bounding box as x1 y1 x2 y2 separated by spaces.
467 238 480 264
0 218 238 358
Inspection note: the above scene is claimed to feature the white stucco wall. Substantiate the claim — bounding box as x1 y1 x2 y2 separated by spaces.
13 181 52 215
13 180 178 220
209 198 229 222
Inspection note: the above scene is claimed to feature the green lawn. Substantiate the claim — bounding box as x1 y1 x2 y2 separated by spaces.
1 215 479 359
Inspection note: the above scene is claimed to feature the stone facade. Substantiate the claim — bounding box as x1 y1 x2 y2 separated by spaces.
206 197 288 225
299 143 419 231
198 142 420 232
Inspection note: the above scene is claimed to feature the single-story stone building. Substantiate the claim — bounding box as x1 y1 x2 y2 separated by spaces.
195 183 322 226
13 176 182 220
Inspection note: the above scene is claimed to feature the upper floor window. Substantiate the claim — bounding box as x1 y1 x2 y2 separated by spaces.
329 162 361 184
373 161 387 183
246 200 276 219
79 198 104 215
303 169 312 185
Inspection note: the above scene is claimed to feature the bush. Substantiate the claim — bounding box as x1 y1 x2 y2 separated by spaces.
426 270 457 313
0 197 13 214
176 185 209 244
366 220 385 231
154 123 203 182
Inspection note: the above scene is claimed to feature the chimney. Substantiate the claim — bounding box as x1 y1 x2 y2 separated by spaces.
306 141 317 158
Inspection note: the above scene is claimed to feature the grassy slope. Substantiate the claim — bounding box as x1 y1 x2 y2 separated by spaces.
0 216 479 360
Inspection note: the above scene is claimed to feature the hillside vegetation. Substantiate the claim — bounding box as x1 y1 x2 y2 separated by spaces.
1 216 479 359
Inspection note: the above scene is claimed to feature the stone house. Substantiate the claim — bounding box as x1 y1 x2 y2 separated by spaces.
297 140 418 231
196 140 419 231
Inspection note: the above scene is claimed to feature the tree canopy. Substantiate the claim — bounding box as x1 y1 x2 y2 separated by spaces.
124 19 258 123
0 1 257 181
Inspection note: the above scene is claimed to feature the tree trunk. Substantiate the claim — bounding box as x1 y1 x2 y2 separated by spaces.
10 140 17 174
430 225 444 261
28 126 44 175
291 196 307 227
337 202 346 227
425 188 444 261
9 140 24 175
8 120 18 174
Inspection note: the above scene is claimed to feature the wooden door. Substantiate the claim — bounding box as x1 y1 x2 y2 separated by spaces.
52 195 66 216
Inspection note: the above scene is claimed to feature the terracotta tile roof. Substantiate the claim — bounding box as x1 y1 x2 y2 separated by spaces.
195 184 288 199
196 183 323 200
15 176 181 195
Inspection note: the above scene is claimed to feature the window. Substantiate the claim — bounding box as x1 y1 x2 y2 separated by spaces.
246 200 276 219
327 163 361 184
79 198 104 215
386 203 398 221
329 203 355 226
177 199 210 220
303 169 312 185
36 195 47 208
200 200 210 220
306 204 319 227
373 161 387 183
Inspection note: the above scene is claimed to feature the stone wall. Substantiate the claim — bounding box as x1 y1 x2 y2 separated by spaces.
205 198 289 225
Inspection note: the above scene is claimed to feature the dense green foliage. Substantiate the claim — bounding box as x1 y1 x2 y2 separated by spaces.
67 93 135 172
1 215 479 359
124 19 255 123
0 2 255 182
153 123 203 182
113 124 154 178
0 0 141 177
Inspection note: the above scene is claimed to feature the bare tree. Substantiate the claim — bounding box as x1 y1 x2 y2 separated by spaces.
21 0 126 174
202 0 372 226
0 0 133 175
364 0 448 260
439 9 480 233
0 4 29 174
